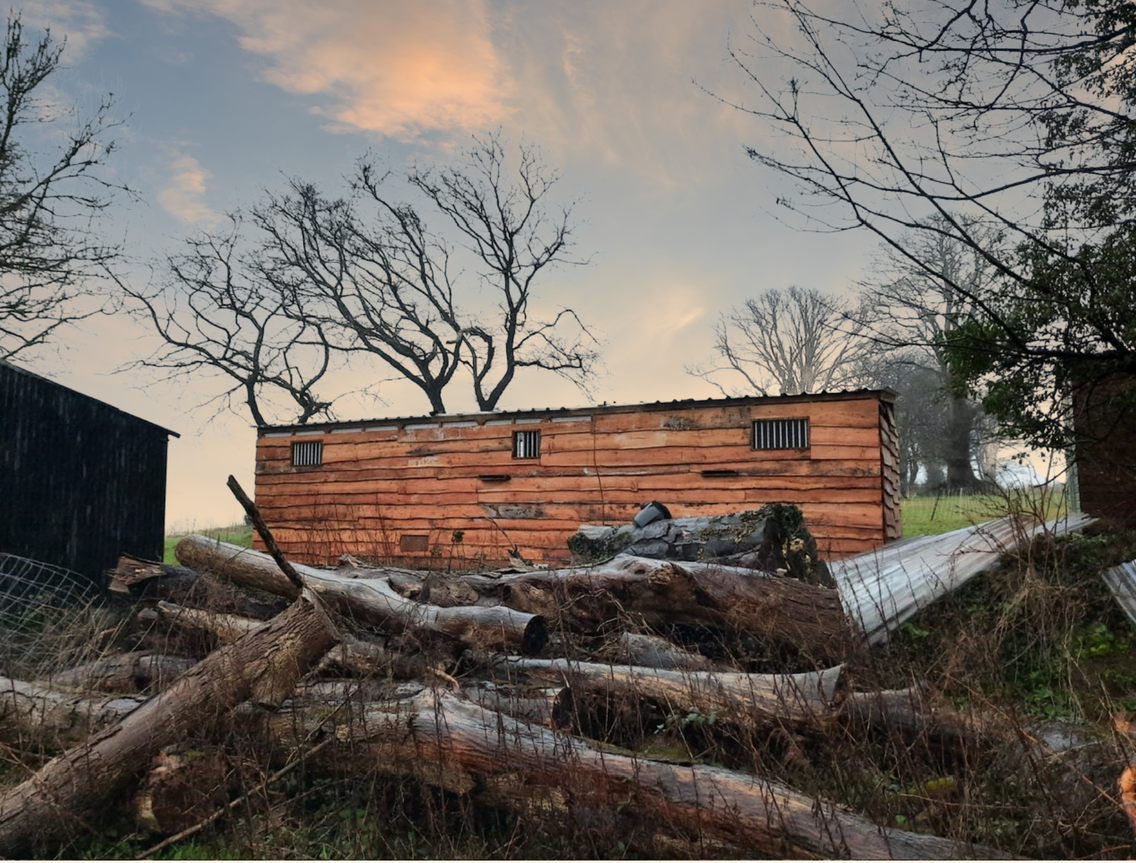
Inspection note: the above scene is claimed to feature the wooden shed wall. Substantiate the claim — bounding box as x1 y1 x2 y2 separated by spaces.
254 395 897 566
0 362 173 587
1074 374 1136 528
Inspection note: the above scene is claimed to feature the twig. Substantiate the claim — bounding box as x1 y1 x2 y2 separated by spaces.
226 475 305 592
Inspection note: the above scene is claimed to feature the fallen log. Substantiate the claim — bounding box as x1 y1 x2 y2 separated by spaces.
263 688 1003 859
45 652 196 695
838 687 1014 755
149 600 435 681
612 631 720 671
0 676 143 750
154 600 262 643
317 636 447 681
176 536 547 655
498 658 842 728
110 555 287 618
463 555 854 663
568 504 831 586
460 682 574 728
0 590 339 857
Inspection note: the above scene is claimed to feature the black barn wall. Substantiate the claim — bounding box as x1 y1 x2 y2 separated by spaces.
0 362 175 588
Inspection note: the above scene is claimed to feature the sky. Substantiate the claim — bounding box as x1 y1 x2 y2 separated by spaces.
23 0 890 530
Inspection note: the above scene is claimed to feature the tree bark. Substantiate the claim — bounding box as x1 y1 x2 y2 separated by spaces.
0 590 339 857
839 687 1011 754
175 535 547 655
0 676 143 751
612 631 721 671
262 688 1004 859
45 652 196 695
463 555 853 664
498 658 843 728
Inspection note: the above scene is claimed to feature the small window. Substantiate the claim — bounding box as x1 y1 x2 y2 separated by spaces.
400 535 429 553
513 429 541 459
292 440 323 467
753 418 809 450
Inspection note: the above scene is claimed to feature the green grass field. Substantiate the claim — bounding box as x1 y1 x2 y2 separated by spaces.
164 523 253 564
901 489 1067 537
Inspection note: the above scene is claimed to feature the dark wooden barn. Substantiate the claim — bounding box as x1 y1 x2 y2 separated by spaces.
1073 372 1136 528
0 360 178 588
254 390 901 567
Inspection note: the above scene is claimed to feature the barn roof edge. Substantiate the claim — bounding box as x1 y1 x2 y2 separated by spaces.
256 388 898 436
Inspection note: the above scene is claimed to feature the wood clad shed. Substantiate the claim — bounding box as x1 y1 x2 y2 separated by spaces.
0 360 178 588
1072 372 1136 527
254 390 901 567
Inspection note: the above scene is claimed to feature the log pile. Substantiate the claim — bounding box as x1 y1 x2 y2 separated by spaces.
0 499 1100 858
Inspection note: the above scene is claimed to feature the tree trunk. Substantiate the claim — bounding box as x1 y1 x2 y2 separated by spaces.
0 676 143 751
0 590 339 858
463 555 853 664
839 688 1010 754
567 506 831 586
175 536 547 655
45 652 196 695
944 392 980 490
498 658 842 728
613 631 721 671
263 689 1003 859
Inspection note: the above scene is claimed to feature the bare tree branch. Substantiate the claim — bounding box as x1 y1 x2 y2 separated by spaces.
120 218 339 427
688 285 872 396
0 15 128 362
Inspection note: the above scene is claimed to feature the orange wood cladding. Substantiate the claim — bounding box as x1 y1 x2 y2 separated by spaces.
254 392 900 566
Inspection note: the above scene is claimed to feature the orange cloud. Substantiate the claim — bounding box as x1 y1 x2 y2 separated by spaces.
142 0 514 140
158 152 217 222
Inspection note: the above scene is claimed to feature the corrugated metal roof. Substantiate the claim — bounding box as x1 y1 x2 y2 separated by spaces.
257 388 898 434
1102 560 1136 628
830 512 1097 645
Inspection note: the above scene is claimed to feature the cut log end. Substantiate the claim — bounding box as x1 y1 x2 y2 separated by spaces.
521 615 549 656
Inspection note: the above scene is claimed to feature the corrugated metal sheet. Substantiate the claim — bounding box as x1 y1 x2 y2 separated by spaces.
1102 560 1136 628
257 388 899 435
830 513 1097 645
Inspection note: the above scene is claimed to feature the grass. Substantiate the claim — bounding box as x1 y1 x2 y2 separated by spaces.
14 501 1136 858
164 523 253 564
901 488 1067 537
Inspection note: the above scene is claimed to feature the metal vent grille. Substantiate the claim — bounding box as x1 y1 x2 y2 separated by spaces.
292 440 323 467
753 418 809 450
513 430 541 459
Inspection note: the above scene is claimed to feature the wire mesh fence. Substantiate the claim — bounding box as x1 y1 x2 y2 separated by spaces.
0 553 122 681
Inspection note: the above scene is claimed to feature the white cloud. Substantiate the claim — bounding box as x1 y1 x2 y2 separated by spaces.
21 0 111 58
157 151 217 222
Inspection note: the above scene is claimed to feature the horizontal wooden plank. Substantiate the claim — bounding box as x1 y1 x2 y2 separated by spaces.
256 487 883 516
254 472 883 503
255 453 884 486
257 422 883 464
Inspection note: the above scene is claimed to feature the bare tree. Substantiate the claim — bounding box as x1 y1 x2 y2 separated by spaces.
720 0 1136 450
855 220 1004 489
121 221 339 427
259 133 599 414
129 134 599 423
851 349 952 495
689 285 871 396
403 136 598 411
0 15 126 362
253 179 465 415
